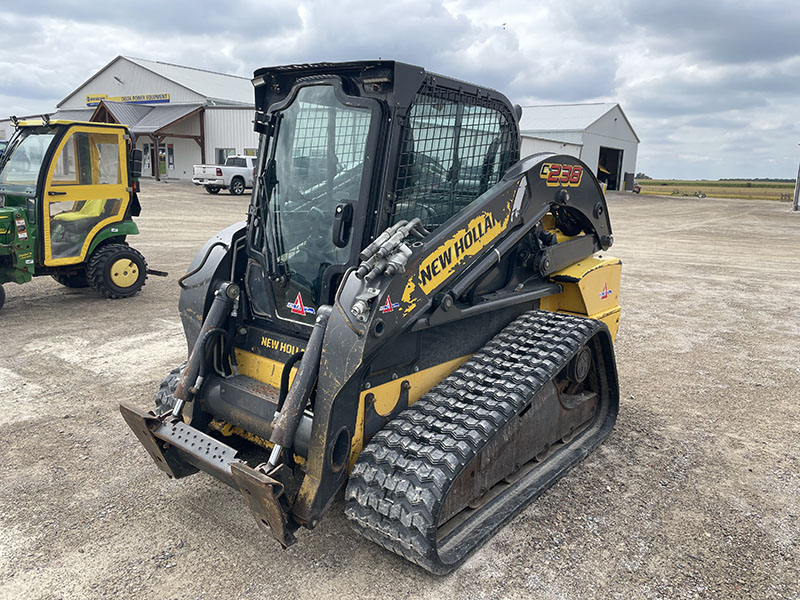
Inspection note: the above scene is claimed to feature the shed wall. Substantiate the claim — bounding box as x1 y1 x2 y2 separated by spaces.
204 108 260 161
520 136 582 160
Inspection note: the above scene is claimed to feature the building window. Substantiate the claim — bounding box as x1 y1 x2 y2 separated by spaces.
244 148 257 157
215 148 235 164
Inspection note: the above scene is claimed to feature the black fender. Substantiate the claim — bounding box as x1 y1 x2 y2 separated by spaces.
178 221 246 352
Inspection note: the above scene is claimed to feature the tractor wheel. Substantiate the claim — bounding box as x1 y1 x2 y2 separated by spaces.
206 185 220 194
0 284 5 310
230 176 245 196
51 270 89 288
87 243 148 299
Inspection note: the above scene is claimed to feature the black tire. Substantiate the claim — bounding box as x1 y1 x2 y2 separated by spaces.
154 364 184 414
206 185 221 195
154 362 210 428
230 177 245 196
0 284 5 310
87 243 148 299
51 270 89 288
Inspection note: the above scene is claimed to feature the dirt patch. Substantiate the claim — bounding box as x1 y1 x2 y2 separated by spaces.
1 185 798 599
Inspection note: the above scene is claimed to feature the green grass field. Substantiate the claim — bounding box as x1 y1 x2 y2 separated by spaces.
638 179 795 201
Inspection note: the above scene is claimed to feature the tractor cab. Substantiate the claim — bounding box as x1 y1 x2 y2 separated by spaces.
0 119 149 309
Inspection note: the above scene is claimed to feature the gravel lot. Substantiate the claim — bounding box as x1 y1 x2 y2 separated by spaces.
1 183 798 599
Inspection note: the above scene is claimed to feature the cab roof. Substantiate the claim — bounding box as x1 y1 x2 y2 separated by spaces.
16 119 128 130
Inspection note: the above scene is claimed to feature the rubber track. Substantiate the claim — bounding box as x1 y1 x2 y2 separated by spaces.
344 310 604 574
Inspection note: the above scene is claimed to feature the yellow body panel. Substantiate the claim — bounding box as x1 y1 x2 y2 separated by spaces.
350 355 470 468
542 255 622 340
233 348 298 389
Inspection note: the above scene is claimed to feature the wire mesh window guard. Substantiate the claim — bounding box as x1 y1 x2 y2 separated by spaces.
391 82 518 230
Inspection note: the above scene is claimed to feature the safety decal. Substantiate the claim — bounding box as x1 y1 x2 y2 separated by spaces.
540 163 583 188
600 282 612 300
287 292 316 316
379 295 399 314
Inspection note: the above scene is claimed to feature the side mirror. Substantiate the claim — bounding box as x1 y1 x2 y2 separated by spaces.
130 148 143 179
332 202 353 248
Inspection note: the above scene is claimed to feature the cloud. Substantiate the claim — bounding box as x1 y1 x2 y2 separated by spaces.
1 0 799 178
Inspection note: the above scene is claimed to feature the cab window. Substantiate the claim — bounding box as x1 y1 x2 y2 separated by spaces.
52 131 121 186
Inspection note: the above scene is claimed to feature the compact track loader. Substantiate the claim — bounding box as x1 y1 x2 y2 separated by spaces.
0 119 151 310
121 61 621 574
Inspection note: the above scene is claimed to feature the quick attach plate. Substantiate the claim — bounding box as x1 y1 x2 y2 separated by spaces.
119 402 299 546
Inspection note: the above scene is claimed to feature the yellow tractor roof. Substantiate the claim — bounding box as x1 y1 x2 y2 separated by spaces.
16 119 128 130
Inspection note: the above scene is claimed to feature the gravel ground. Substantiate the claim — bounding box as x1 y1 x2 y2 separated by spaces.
0 184 798 599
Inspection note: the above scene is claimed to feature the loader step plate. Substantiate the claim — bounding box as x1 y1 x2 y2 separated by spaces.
344 310 619 575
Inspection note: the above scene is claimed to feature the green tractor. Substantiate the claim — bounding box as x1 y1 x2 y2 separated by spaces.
0 118 151 310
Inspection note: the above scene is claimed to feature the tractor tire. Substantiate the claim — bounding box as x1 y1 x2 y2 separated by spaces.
230 176 245 196
87 243 148 299
206 185 221 194
154 364 184 414
0 284 5 310
51 270 89 288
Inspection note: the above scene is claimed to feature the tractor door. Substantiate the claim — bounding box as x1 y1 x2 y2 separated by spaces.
42 125 129 266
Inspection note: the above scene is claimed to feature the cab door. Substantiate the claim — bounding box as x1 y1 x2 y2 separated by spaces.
43 125 129 266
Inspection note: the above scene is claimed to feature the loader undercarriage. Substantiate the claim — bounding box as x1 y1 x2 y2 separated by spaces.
345 310 617 573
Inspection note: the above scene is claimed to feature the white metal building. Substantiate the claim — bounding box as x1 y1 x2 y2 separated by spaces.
519 103 639 191
3 56 260 181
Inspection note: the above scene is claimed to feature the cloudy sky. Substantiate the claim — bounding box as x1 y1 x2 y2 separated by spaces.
1 0 799 179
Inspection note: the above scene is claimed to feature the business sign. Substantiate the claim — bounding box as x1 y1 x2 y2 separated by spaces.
86 93 170 106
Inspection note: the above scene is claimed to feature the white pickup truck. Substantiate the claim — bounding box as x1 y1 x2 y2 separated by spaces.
192 155 257 195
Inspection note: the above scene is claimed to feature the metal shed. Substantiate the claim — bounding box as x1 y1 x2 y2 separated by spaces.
519 103 640 191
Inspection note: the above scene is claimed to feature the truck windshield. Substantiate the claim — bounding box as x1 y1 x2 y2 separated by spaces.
0 129 56 190
265 84 372 320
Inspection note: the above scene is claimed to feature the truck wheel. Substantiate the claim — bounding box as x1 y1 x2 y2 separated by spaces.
87 243 148 299
51 270 89 288
0 284 5 310
206 185 220 194
230 177 245 196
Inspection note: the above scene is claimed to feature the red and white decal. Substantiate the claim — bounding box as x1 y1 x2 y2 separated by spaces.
287 292 316 315
379 295 400 314
600 282 612 300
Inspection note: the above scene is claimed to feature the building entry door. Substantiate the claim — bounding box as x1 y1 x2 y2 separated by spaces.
598 146 623 190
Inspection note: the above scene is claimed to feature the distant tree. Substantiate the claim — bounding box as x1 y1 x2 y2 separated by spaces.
635 172 652 179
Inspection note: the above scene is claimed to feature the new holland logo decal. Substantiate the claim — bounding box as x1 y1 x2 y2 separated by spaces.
399 180 522 315
287 292 315 316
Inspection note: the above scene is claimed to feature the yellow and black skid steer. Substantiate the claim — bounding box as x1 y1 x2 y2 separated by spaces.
120 61 621 574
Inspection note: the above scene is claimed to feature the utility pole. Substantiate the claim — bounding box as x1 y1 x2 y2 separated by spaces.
794 144 800 211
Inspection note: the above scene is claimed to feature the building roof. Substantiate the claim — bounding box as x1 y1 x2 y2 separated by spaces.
519 102 640 143
124 56 253 105
133 103 203 133
57 55 254 108
51 108 95 121
89 100 203 135
97 101 152 127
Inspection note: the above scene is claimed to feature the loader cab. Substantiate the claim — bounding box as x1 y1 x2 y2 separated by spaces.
0 120 136 268
248 61 519 333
